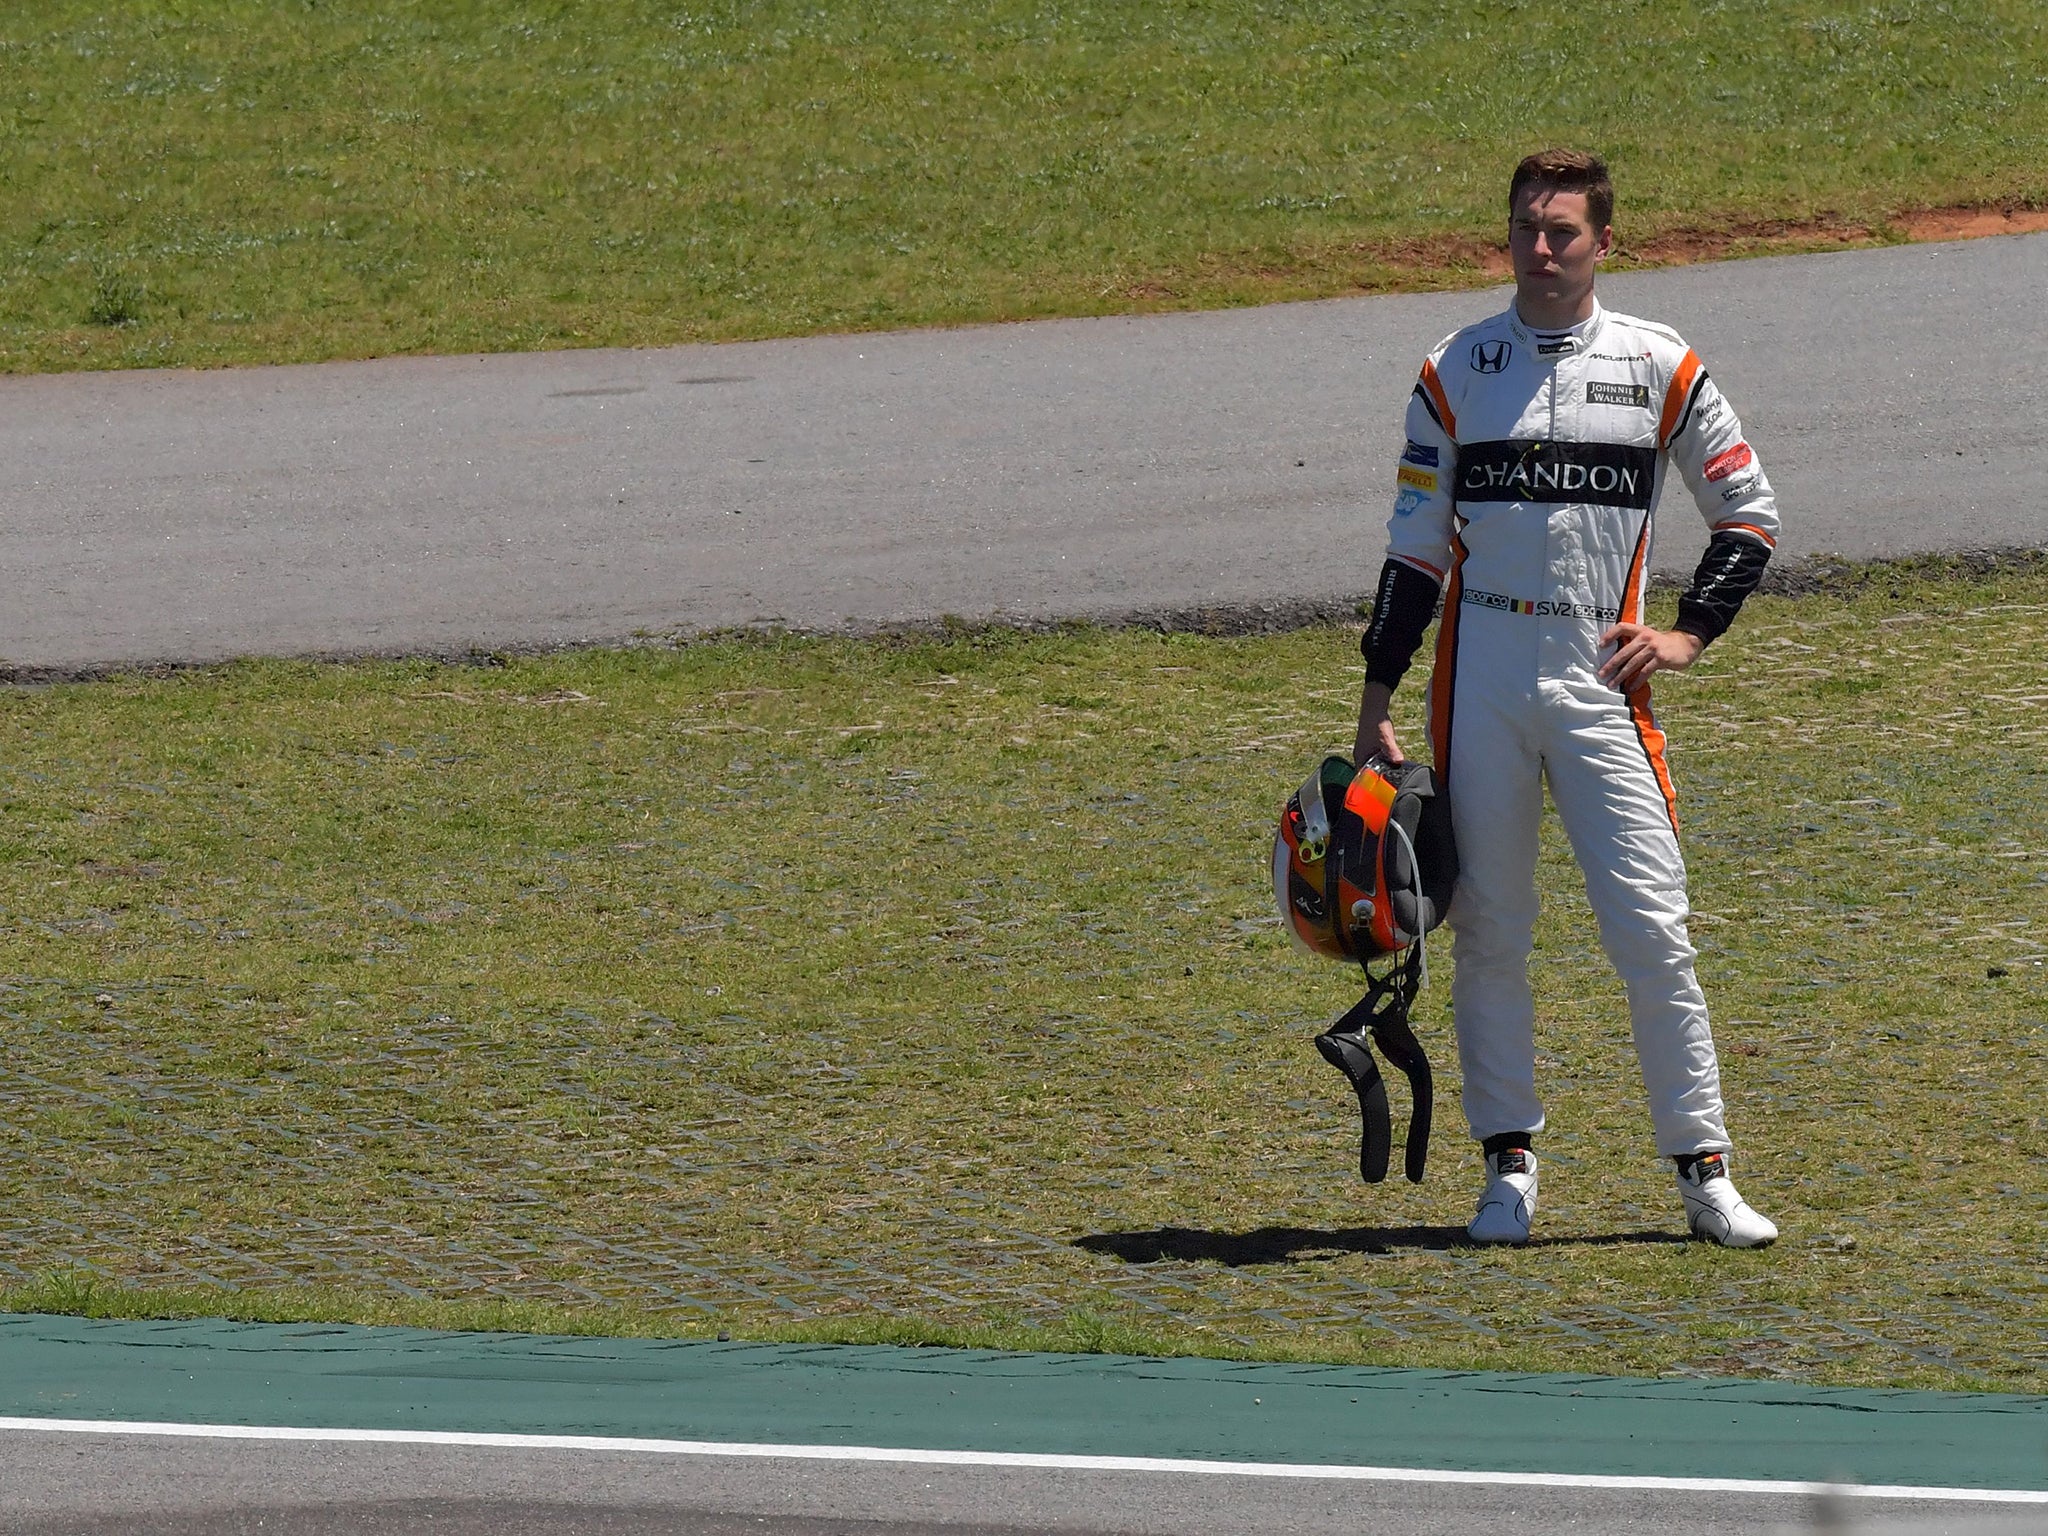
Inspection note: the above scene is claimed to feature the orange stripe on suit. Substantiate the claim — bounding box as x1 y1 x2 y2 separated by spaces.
1427 527 1469 789
1618 512 1681 835
1657 349 1702 448
1712 521 1777 547
1392 553 1446 582
1419 360 1457 438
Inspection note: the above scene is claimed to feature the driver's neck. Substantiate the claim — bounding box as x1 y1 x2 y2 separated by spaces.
1515 289 1598 331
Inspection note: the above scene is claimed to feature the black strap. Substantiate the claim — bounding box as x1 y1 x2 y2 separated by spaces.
1313 945 1432 1184
1314 1026 1390 1183
1369 1000 1434 1184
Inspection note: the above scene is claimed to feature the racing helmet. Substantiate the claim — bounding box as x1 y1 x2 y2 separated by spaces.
1273 754 1457 963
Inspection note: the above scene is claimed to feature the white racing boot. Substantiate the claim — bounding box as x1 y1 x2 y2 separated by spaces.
1468 1147 1538 1245
1675 1151 1778 1248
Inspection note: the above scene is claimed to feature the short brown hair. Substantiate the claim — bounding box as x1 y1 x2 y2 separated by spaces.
1510 148 1613 230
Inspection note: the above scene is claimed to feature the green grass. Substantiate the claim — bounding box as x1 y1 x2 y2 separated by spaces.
2 559 2044 1390
4 0 2046 372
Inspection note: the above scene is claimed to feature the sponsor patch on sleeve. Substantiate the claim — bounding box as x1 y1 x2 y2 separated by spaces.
1393 485 1429 518
1586 380 1652 409
1396 464 1438 492
1705 442 1754 481
1400 440 1440 468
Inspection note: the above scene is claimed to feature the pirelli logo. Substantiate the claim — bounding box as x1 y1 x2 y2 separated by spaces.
1397 464 1438 492
1456 439 1657 511
1587 380 1652 409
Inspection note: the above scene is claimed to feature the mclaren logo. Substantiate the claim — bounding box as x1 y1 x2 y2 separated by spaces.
1470 338 1512 374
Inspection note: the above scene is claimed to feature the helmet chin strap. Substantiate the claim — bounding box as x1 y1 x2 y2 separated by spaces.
1314 942 1433 1183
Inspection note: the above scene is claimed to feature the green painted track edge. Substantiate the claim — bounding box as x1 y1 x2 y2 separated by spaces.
4 1313 2045 1490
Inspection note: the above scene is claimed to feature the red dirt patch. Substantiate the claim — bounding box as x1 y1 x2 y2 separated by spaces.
1112 201 2048 307
1899 205 2048 240
1368 201 2048 282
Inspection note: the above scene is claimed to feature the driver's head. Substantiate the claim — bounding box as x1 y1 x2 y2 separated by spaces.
1509 148 1613 228
1508 149 1615 320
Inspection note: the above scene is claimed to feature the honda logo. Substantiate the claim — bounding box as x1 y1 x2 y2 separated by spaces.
1471 339 1511 374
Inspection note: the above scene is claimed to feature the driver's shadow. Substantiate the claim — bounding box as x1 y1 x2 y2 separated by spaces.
1074 1224 1687 1265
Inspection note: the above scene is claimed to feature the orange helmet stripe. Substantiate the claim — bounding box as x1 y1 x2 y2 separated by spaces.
1343 767 1398 833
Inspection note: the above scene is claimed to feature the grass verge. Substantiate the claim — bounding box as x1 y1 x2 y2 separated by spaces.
5 1 2047 372
1 560 2044 1391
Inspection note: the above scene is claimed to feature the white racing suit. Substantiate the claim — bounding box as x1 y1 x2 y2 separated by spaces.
1362 300 1779 1156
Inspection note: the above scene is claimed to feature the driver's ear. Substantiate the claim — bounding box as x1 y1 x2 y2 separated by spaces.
1594 224 1615 261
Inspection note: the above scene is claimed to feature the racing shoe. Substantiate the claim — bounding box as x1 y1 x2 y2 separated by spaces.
1675 1152 1777 1248
1468 1147 1538 1245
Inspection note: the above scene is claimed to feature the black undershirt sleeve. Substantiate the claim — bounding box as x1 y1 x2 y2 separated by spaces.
1359 558 1443 689
1674 531 1772 646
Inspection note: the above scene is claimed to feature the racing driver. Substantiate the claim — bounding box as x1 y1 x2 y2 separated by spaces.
1353 148 1780 1247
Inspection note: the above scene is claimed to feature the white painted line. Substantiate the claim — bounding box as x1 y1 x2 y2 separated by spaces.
2 1416 2044 1504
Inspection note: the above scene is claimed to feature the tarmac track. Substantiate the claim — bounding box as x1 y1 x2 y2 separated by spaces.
5 1429 2035 1536
2 231 2045 675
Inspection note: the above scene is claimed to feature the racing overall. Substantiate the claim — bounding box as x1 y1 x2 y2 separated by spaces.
1363 300 1779 1156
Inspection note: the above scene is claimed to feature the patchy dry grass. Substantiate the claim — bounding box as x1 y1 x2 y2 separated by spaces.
1 562 2043 1390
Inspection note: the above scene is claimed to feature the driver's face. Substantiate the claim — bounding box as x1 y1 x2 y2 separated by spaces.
1510 187 1612 311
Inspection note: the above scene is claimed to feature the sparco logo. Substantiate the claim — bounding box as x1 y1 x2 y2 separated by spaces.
1457 439 1657 510
1470 339 1512 373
